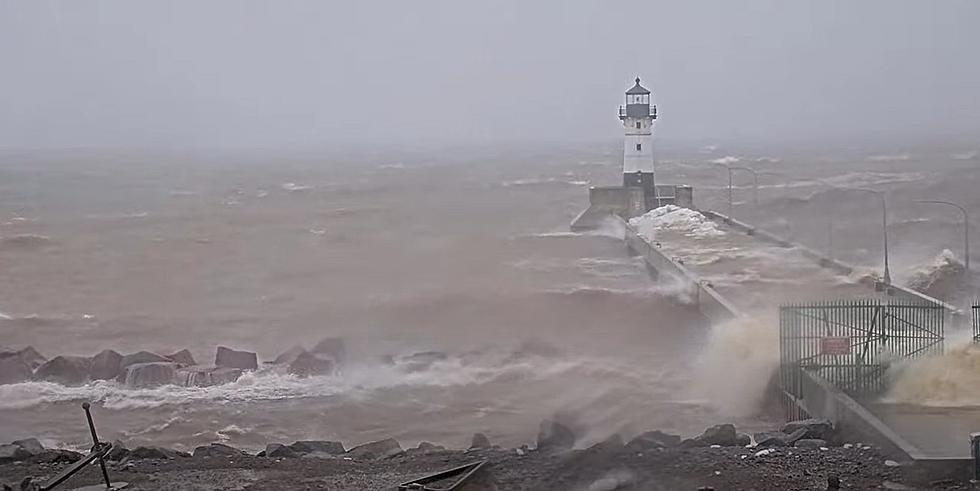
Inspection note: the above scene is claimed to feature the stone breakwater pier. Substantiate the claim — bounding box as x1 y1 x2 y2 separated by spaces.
573 198 975 482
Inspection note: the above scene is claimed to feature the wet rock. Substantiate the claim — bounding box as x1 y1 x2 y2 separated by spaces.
287 351 335 377
735 432 752 447
695 424 738 446
755 428 807 447
0 355 32 385
587 434 624 453
215 346 258 370
33 356 92 385
128 446 188 460
781 419 833 440
122 362 179 388
415 442 445 453
536 420 575 452
89 349 123 380
679 438 706 448
469 433 491 449
310 337 346 365
265 443 299 458
11 439 43 456
794 439 828 449
165 349 196 366
106 441 130 461
193 443 247 458
174 365 242 387
625 430 681 451
345 438 403 459
0 444 31 463
288 441 345 455
29 449 82 464
120 351 170 369
14 347 46 369
272 346 306 365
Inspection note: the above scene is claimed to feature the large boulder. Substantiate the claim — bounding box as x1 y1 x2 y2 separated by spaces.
215 346 257 370
272 346 306 365
781 419 834 441
264 443 298 458
0 444 32 463
11 439 44 456
625 430 681 451
193 443 247 458
754 428 808 448
122 362 178 388
310 337 346 365
34 356 92 385
695 424 738 446
288 441 345 455
174 365 242 387
89 349 123 380
287 351 335 377
0 355 32 385
345 438 403 459
0 346 46 369
106 441 130 461
165 349 196 366
120 351 170 369
469 433 491 449
536 420 575 452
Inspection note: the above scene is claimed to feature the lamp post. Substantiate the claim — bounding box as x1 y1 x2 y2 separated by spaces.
916 200 970 271
850 188 891 284
730 166 759 208
715 164 758 216
715 163 734 217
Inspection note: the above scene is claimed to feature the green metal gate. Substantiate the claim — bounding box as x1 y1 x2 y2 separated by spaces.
780 300 944 406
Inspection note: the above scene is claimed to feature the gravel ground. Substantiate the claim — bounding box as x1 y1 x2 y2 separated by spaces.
2 443 975 490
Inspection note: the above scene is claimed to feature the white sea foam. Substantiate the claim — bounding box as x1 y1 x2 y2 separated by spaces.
710 156 740 165
281 182 313 192
951 150 978 160
628 205 724 241
0 350 584 411
866 153 911 162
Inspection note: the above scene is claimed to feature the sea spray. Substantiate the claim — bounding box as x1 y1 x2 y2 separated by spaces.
690 314 779 417
886 334 980 407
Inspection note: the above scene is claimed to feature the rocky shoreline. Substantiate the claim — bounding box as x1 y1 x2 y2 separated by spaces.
0 338 344 388
2 418 970 490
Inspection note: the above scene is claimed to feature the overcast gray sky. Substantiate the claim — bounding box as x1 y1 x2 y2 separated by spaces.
1 1 978 149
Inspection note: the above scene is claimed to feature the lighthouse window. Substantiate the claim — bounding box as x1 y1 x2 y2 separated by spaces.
635 122 641 129
636 144 642 151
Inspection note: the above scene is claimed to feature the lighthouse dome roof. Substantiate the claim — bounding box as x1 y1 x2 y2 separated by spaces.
626 77 651 95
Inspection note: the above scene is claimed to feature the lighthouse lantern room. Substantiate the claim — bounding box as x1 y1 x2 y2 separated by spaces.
619 77 659 210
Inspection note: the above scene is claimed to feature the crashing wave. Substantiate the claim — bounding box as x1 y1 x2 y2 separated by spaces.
905 249 965 299
628 205 724 241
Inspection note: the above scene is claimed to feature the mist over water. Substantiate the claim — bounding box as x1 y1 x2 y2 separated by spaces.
3 138 977 454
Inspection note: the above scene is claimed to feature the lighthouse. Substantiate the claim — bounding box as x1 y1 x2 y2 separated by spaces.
619 77 658 210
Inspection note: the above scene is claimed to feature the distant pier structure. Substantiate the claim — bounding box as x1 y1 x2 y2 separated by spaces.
571 77 693 230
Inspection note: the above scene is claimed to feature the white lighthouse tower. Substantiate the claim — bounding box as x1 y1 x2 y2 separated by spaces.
619 77 658 210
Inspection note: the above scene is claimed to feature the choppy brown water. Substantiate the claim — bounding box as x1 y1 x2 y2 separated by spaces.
0 142 976 452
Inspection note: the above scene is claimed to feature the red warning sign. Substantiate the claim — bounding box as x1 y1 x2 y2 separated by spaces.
820 337 851 355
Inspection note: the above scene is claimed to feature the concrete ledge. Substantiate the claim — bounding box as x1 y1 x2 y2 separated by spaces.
617 215 741 323
701 210 958 313
795 371 973 481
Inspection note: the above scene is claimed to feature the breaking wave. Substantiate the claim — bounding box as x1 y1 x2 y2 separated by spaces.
0 234 52 250
866 153 911 162
0 346 586 411
628 205 724 241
